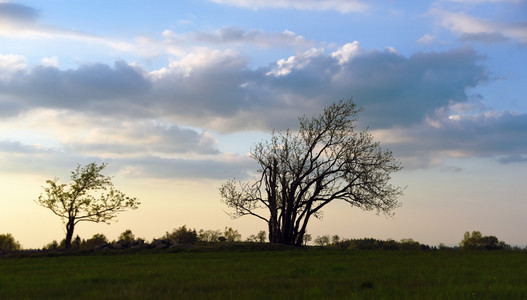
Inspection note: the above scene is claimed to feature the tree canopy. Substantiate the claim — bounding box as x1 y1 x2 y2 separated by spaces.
37 162 140 249
220 99 404 246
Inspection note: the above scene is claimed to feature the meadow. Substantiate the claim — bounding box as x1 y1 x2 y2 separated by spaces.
1 247 527 299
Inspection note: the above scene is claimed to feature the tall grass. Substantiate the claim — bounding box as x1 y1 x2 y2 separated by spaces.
1 248 526 299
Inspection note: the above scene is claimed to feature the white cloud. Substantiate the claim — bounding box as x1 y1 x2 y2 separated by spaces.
40 56 58 67
209 0 369 13
432 9 527 43
444 0 521 3
0 53 26 70
330 41 362 65
266 47 324 76
417 34 437 44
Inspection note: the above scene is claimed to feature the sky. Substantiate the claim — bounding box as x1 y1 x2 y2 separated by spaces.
0 0 526 249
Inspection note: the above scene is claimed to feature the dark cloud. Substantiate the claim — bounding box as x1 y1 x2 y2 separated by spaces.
0 139 250 180
458 32 510 44
387 111 527 168
0 140 40 154
190 26 312 48
65 120 219 155
0 46 488 131
0 2 39 24
1 61 152 117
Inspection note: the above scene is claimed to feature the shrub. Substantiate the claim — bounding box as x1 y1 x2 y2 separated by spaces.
83 233 109 250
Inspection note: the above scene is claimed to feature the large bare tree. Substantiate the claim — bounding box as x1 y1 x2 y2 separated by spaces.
220 99 404 246
37 162 140 249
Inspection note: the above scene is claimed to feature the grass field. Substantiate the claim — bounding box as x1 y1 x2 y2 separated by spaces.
1 247 527 299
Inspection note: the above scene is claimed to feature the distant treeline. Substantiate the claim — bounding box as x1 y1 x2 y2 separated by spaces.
0 228 523 255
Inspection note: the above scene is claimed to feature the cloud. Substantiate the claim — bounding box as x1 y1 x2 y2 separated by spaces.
0 2 133 51
379 108 527 168
0 2 39 24
189 27 312 48
1 44 489 132
65 120 220 157
417 34 437 45
136 27 314 59
444 0 521 3
208 0 369 13
0 139 252 180
114 155 255 180
0 60 152 117
432 9 527 43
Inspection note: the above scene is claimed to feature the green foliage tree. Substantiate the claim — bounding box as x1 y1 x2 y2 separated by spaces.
165 225 198 245
303 233 312 246
223 227 242 242
220 99 404 246
256 230 266 243
246 230 267 243
198 229 222 242
460 231 509 250
83 233 108 250
314 235 330 246
0 233 22 252
118 229 135 247
36 162 140 249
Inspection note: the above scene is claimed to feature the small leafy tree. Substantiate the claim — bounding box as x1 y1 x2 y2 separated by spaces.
256 230 266 243
0 233 22 252
118 229 135 247
36 162 140 249
223 227 242 242
83 233 108 250
165 225 198 245
43 240 60 250
198 229 222 242
460 231 508 250
314 235 330 246
303 233 312 246
246 231 267 243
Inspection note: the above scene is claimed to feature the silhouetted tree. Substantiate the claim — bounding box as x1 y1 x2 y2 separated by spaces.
198 229 222 242
220 99 404 246
303 233 312 245
118 229 135 247
460 231 509 250
246 230 267 242
223 227 242 242
256 230 266 242
83 233 108 250
314 235 330 246
36 162 140 249
0 233 21 252
165 225 198 245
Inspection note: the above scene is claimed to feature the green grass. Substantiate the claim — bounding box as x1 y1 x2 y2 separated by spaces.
1 248 527 299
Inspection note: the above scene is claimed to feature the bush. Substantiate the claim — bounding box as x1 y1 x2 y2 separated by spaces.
83 233 109 250
0 233 21 252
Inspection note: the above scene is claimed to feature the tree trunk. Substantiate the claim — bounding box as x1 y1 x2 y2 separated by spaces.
64 219 75 249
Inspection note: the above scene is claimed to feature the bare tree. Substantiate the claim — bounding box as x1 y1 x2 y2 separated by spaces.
37 162 140 249
220 99 404 246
